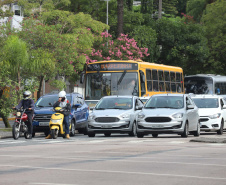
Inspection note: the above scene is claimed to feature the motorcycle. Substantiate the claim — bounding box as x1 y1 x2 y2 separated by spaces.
49 107 71 139
12 108 32 140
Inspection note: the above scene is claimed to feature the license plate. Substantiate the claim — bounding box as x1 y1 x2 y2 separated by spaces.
39 122 49 126
101 125 112 128
152 125 163 128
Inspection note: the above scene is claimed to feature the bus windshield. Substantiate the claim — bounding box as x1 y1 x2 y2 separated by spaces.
85 72 138 100
185 77 213 94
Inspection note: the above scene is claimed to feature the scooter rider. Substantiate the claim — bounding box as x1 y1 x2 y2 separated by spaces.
13 91 34 139
45 91 71 139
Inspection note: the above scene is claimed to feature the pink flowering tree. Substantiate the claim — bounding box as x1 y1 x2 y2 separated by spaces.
86 32 150 63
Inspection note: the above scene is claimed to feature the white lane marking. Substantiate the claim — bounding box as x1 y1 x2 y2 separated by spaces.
1 164 226 180
0 154 226 167
30 183 78 185
89 140 107 143
207 143 225 146
0 140 26 144
169 141 185 144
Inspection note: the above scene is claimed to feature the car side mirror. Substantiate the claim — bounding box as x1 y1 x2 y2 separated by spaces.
73 104 82 109
136 106 143 110
187 105 194 110
49 103 52 106
223 105 226 109
90 107 94 111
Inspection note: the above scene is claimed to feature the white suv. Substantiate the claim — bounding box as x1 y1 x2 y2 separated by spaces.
191 95 226 134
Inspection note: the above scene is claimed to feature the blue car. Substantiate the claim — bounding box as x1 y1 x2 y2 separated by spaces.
32 92 89 137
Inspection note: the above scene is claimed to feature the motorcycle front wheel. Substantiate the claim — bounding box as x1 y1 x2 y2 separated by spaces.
12 122 20 140
51 129 58 139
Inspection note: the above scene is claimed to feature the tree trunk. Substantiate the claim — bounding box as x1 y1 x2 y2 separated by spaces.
37 76 44 100
117 0 124 37
0 112 11 128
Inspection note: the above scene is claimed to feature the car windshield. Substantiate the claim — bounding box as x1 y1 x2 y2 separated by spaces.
145 96 184 109
192 98 219 108
35 95 72 107
95 97 133 110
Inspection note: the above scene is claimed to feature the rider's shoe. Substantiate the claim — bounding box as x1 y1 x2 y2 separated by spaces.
66 134 70 139
45 134 52 139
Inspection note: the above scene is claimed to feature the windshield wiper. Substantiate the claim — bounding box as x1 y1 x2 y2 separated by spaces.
117 70 127 85
36 105 44 107
145 107 156 109
95 108 106 110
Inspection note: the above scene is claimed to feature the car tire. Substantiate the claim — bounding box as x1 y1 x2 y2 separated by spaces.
193 122 200 137
137 133 144 138
104 133 111 137
152 134 158 138
88 133 95 137
181 122 188 138
70 119 76 136
129 122 137 136
217 120 224 135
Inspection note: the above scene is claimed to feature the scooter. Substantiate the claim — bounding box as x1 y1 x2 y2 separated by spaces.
49 107 71 139
12 108 32 140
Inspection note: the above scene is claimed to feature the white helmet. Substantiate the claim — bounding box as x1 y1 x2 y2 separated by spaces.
58 90 66 98
23 90 31 100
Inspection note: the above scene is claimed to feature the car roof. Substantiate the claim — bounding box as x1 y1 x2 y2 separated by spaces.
151 94 185 97
191 94 222 99
102 95 137 99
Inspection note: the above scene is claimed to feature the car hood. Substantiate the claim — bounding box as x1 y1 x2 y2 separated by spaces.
92 109 132 117
142 108 184 117
34 107 54 114
198 108 220 116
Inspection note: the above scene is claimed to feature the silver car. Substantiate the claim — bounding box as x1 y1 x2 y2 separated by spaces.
87 96 144 137
137 94 200 138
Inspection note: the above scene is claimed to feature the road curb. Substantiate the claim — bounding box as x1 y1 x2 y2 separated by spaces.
190 137 226 143
0 117 15 121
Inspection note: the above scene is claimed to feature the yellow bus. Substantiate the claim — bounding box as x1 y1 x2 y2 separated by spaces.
81 60 184 102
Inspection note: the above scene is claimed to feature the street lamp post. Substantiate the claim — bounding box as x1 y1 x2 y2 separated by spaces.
101 0 110 47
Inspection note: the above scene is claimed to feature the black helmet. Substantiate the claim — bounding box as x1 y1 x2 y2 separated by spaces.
23 91 31 99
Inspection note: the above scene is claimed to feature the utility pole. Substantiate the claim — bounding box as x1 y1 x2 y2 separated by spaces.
158 0 162 19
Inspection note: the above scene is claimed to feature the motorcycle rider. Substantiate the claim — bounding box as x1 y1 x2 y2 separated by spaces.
45 90 71 139
13 90 34 139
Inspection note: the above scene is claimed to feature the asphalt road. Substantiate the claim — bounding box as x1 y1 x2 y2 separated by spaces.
0 133 226 185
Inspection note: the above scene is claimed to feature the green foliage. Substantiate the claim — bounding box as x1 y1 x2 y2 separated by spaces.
201 0 226 75
154 17 209 75
50 80 66 91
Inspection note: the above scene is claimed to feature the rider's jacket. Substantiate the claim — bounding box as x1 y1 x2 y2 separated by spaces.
53 100 71 116
16 98 34 113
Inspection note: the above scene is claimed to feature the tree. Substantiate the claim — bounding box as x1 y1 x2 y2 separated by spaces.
117 0 124 36
154 17 209 75
201 0 226 75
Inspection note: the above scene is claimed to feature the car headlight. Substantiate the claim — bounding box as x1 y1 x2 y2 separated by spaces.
89 114 95 120
120 113 131 119
138 113 145 119
172 113 183 119
209 113 221 119
50 118 62 123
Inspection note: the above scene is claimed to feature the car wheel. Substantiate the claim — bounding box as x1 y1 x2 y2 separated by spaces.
193 122 200 137
217 120 224 135
152 134 158 138
104 133 111 137
88 133 95 137
129 122 137 136
137 133 144 138
70 119 76 136
181 122 188 138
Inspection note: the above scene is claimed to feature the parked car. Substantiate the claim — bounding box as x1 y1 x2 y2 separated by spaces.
33 92 89 137
191 95 226 134
87 95 144 137
137 94 200 138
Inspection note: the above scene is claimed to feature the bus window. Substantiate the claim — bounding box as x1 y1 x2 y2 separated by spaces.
140 70 146 96
159 70 165 92
153 70 159 91
215 83 226 95
176 72 182 93
146 69 152 91
170 72 176 92
164 71 171 92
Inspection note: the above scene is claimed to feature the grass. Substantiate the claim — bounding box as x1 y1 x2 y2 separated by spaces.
0 128 12 132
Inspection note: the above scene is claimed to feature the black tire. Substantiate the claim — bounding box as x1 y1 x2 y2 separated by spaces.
129 122 137 137
181 122 189 138
88 133 95 137
104 133 111 137
78 129 83 134
51 129 58 139
193 122 200 137
137 133 144 138
12 122 20 140
70 119 76 136
217 120 224 135
152 134 158 138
